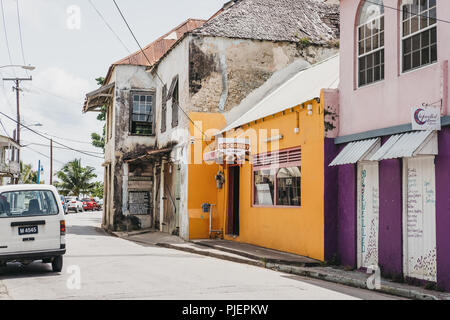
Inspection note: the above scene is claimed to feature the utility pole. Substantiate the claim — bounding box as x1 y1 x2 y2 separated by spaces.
2 76 33 184
50 139 53 185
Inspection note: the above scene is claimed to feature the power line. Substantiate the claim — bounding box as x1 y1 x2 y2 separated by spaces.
88 0 132 54
363 0 450 25
0 118 11 138
16 0 28 70
0 0 14 70
0 110 104 160
28 128 94 145
24 145 66 165
111 0 210 140
22 140 104 155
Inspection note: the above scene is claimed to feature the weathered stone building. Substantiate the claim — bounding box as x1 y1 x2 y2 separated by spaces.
83 0 340 238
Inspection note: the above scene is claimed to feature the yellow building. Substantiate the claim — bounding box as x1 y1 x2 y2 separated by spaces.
187 56 340 261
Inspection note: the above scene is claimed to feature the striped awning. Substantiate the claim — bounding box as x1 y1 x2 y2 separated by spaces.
329 138 380 166
369 130 438 161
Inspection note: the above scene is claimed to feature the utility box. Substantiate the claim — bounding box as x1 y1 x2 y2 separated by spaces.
201 203 211 213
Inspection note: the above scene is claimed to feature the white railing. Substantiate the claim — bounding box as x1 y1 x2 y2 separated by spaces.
0 161 20 175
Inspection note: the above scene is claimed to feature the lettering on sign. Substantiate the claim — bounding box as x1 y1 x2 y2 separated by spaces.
128 191 150 215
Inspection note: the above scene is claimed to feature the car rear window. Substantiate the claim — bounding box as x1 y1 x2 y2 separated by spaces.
0 190 59 218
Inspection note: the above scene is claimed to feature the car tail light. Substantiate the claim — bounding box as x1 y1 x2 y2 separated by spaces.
62 201 65 205
60 220 66 235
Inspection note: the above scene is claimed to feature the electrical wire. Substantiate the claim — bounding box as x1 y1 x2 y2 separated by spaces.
363 0 450 25
88 0 132 54
0 118 11 138
24 145 66 165
22 141 104 155
0 0 15 73
16 0 28 73
0 110 104 160
111 0 211 140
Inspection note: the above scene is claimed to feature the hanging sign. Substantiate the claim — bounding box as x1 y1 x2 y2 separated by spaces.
412 106 441 131
217 138 251 164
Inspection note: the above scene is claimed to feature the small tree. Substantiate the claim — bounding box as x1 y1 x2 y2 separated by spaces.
54 159 97 197
19 162 39 184
91 181 104 199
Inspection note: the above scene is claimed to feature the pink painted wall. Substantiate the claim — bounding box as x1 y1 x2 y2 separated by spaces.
339 0 450 136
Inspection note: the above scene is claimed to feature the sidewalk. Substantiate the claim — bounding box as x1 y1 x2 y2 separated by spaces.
109 229 450 300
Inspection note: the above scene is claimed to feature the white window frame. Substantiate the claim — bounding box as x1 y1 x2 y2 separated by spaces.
400 0 437 74
357 8 385 88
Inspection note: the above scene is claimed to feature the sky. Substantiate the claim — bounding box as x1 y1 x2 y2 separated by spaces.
0 0 225 183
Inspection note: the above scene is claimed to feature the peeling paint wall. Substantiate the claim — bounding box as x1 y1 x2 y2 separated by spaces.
188 35 339 113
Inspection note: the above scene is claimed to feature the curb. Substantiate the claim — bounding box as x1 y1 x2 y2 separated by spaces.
156 243 264 267
193 241 320 267
265 263 439 301
105 231 444 300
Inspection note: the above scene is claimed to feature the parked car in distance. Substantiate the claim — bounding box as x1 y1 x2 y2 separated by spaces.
82 198 100 211
65 196 83 213
97 199 103 210
60 195 68 215
0 184 66 272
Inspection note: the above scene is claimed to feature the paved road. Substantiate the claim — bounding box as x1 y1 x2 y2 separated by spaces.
0 212 404 300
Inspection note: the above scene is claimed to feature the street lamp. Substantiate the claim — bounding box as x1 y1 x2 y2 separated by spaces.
0 65 36 71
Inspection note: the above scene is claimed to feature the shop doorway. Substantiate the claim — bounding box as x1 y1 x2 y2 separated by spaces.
403 156 437 282
357 161 379 269
227 166 240 236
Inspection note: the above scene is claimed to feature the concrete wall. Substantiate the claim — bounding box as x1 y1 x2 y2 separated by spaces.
339 0 450 136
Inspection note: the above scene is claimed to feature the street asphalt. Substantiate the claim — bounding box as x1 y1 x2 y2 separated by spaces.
0 212 405 300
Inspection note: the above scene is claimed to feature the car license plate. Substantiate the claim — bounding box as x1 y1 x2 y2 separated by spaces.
18 226 38 235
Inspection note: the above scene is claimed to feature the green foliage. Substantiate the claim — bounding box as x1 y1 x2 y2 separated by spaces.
91 76 107 152
54 159 97 197
19 162 39 184
91 181 104 199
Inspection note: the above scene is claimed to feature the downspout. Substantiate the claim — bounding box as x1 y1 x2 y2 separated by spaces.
218 54 228 112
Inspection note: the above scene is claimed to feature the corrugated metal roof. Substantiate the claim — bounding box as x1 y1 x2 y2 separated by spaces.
369 130 436 161
221 54 339 133
329 138 380 166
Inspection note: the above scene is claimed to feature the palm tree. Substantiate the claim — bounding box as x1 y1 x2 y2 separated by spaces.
54 159 97 197
19 162 39 184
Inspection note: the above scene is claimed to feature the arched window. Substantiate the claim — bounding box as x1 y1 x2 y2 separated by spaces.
357 0 385 87
401 0 437 72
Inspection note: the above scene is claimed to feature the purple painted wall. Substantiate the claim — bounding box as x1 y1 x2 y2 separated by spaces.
378 158 403 279
337 163 357 268
324 138 339 261
436 126 450 291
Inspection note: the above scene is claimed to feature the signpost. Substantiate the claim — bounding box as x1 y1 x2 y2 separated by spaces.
411 106 441 131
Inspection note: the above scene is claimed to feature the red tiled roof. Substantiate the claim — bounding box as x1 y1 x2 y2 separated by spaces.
114 18 206 67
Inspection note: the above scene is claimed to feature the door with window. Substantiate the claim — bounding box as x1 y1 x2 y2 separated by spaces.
227 166 240 236
357 161 379 269
403 156 437 282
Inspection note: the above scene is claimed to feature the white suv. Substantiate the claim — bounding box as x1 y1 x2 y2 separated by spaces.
65 196 84 213
0 184 66 272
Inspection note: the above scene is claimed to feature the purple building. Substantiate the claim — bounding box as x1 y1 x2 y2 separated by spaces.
330 0 450 291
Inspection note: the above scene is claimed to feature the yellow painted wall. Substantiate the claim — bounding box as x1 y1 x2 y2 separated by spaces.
220 99 326 261
187 112 227 239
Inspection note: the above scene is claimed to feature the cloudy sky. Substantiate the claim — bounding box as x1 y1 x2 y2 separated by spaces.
0 0 225 183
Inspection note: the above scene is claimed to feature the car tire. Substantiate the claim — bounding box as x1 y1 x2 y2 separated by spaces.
75 207 79 213
52 256 63 272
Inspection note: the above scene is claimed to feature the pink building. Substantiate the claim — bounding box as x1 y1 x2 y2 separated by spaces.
331 0 450 291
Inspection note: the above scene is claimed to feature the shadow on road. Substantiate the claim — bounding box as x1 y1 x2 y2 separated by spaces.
67 225 105 237
0 262 61 280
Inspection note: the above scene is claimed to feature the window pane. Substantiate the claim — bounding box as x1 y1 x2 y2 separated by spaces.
403 53 412 72
420 11 428 29
381 64 385 80
373 34 379 50
403 38 412 54
421 30 430 47
380 31 384 46
133 95 139 102
365 38 372 53
412 50 421 68
429 7 436 25
412 34 420 50
431 43 437 62
359 41 365 55
403 5 410 21
421 47 430 65
374 51 380 65
411 16 419 33
420 0 427 12
403 20 410 36
140 95 146 102
358 26 364 41
359 71 366 87
367 67 373 83
429 0 436 9
254 169 275 206
430 27 436 44
276 167 301 207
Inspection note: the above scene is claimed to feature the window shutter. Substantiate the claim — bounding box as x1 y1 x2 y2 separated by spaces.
253 148 301 168
161 85 167 133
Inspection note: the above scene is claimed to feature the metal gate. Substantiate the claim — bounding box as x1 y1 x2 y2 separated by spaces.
403 156 437 282
357 161 379 269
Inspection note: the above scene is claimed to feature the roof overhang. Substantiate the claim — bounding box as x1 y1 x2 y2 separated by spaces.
125 147 173 164
329 138 381 166
83 82 115 113
369 130 438 161
0 135 20 149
